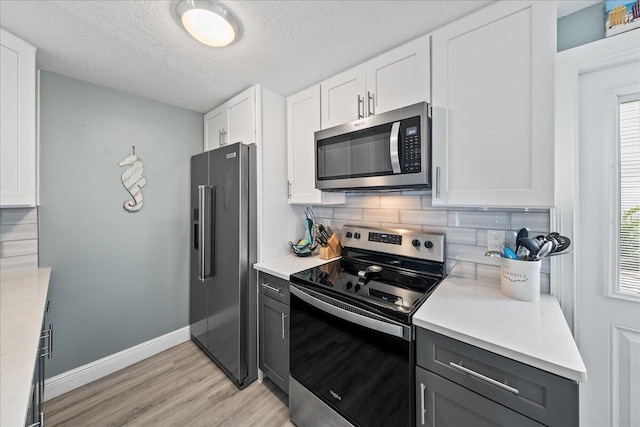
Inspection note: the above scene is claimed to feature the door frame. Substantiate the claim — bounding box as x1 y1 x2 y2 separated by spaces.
554 30 640 334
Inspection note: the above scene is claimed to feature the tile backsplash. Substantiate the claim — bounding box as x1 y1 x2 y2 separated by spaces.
312 193 551 292
0 208 39 274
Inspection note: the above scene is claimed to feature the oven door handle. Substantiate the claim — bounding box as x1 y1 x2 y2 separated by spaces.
290 285 407 339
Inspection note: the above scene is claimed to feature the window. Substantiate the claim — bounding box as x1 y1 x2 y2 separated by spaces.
619 97 640 295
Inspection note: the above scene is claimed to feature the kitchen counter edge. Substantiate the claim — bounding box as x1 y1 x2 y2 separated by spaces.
0 267 52 427
254 254 340 280
413 277 587 383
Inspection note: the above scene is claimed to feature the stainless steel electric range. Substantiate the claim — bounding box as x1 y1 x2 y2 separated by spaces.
288 225 446 427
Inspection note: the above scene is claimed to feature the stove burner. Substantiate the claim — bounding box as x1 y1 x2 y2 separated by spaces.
396 275 428 288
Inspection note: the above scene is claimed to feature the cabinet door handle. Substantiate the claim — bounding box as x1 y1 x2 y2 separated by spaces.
287 180 291 199
48 324 53 359
40 326 52 359
281 313 288 339
449 362 519 394
420 382 426 425
46 300 51 312
261 283 282 295
357 95 364 119
367 91 374 116
435 166 441 198
262 283 282 294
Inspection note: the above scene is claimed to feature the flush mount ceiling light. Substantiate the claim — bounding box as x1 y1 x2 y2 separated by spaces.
176 0 240 47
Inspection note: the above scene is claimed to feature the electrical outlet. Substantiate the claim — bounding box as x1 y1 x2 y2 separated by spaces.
487 230 506 252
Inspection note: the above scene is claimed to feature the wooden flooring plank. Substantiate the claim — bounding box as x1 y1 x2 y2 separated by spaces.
45 341 293 426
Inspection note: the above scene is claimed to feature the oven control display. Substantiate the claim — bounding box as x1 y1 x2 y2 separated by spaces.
368 232 402 245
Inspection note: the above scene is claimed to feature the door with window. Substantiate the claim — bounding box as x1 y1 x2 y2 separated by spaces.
577 55 640 427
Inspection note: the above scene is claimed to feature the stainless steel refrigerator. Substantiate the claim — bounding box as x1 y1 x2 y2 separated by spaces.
190 142 257 389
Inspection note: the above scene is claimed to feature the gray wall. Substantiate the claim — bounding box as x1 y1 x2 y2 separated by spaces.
557 2 605 51
39 71 202 377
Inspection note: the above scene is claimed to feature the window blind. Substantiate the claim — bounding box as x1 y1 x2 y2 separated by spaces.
619 99 640 295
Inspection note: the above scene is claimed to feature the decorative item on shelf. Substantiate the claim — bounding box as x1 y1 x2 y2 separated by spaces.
605 0 640 37
485 228 572 301
289 207 317 257
118 146 146 213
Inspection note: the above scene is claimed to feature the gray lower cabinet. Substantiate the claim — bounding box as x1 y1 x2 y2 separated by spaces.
258 273 290 394
416 367 543 427
26 300 52 427
416 328 578 427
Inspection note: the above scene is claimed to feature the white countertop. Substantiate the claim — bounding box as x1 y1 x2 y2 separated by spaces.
254 253 340 280
1 267 51 427
413 277 587 382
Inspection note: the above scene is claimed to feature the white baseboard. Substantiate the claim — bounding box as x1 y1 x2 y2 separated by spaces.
45 326 190 401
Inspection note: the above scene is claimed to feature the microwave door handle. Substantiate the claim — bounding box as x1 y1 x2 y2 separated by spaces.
390 121 401 174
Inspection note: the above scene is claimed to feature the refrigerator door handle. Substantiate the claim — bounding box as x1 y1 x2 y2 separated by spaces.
198 185 216 281
198 185 207 282
209 186 216 278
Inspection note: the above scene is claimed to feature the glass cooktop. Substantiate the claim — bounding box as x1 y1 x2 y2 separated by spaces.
289 252 443 324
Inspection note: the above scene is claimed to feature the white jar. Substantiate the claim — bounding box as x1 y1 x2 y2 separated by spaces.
500 258 542 302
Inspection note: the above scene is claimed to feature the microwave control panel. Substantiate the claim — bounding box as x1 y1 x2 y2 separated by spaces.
401 116 421 173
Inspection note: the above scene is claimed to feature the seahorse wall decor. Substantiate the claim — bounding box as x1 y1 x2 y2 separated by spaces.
118 146 146 212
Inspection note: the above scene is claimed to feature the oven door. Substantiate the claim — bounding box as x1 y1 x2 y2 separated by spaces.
290 284 413 427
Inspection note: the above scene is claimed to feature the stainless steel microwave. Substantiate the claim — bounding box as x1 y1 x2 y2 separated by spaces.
314 102 431 191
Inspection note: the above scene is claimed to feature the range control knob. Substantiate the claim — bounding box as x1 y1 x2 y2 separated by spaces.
354 232 361 239
424 241 434 249
412 239 421 247
354 284 361 292
345 232 353 238
346 282 353 290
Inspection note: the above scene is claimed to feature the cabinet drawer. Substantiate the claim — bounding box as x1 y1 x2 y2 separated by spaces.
416 329 578 426
258 272 290 305
416 366 543 427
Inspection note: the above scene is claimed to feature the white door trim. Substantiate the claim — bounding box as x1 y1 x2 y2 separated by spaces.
554 30 640 334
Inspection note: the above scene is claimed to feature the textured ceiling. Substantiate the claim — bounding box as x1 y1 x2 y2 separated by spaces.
0 1 600 113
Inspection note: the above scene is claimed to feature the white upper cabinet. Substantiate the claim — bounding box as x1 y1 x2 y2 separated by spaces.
320 66 366 129
203 86 256 151
286 85 345 205
431 1 555 207
366 35 430 115
1 29 37 207
204 104 226 151
227 86 256 146
321 35 431 129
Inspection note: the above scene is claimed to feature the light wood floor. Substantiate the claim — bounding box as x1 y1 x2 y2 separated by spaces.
45 341 294 426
